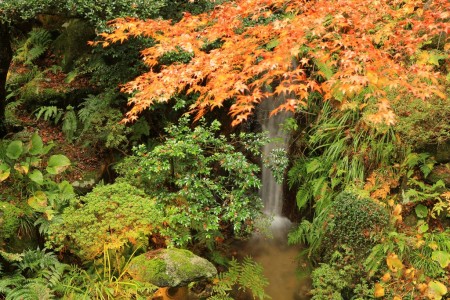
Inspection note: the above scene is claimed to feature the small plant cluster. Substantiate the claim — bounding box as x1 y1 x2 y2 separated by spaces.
310 247 374 300
0 133 74 240
321 191 389 260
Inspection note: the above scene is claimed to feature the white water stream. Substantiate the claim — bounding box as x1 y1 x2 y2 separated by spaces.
237 98 311 300
259 97 290 216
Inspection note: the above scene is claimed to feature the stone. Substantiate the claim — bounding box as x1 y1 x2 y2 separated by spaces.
436 141 450 163
128 248 217 287
53 19 95 72
427 164 450 186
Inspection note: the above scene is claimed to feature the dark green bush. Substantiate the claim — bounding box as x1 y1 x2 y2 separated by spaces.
116 117 266 247
321 191 389 259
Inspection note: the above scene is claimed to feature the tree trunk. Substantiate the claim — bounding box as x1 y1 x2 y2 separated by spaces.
0 22 12 137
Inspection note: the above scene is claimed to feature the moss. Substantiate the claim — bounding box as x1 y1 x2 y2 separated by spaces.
164 249 197 277
0 201 22 241
128 254 170 284
21 84 67 106
128 248 217 287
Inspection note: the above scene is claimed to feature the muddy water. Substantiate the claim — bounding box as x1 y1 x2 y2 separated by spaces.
233 217 311 300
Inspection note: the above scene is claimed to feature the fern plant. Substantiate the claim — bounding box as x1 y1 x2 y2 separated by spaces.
210 257 269 300
77 93 131 148
0 249 67 300
288 101 398 214
14 28 52 65
35 106 64 124
34 105 78 142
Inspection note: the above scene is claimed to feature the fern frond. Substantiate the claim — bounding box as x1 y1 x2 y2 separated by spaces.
6 280 54 300
237 257 269 300
34 106 63 124
212 258 269 300
0 273 26 296
14 28 52 65
17 249 60 277
62 106 78 142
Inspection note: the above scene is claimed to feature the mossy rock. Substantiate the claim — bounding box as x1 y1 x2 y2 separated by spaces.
53 19 95 72
128 248 217 287
20 84 67 106
427 164 450 186
321 191 389 260
421 141 450 164
436 141 450 163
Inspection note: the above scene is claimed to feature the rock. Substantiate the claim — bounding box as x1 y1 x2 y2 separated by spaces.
128 248 217 287
427 164 450 186
403 214 418 227
53 19 95 72
421 141 450 164
436 141 450 163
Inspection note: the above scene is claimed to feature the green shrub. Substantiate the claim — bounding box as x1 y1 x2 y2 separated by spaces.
47 183 163 260
116 117 267 247
321 191 389 259
311 258 374 300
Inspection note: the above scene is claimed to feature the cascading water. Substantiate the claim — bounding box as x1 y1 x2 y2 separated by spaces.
233 98 311 300
258 97 293 237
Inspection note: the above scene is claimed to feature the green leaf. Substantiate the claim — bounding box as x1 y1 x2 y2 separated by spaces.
415 204 428 218
312 176 327 197
28 169 44 185
306 158 321 174
58 180 75 199
427 281 448 300
29 132 44 155
265 39 279 50
418 222 429 233
28 191 48 211
296 188 309 210
428 52 447 66
0 163 11 182
431 251 450 268
41 143 54 155
6 141 23 159
46 155 71 174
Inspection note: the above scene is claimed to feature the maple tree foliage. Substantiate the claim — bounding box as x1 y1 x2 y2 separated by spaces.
98 0 449 126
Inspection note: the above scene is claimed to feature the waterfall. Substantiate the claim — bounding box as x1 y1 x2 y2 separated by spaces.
236 98 310 300
258 98 292 235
